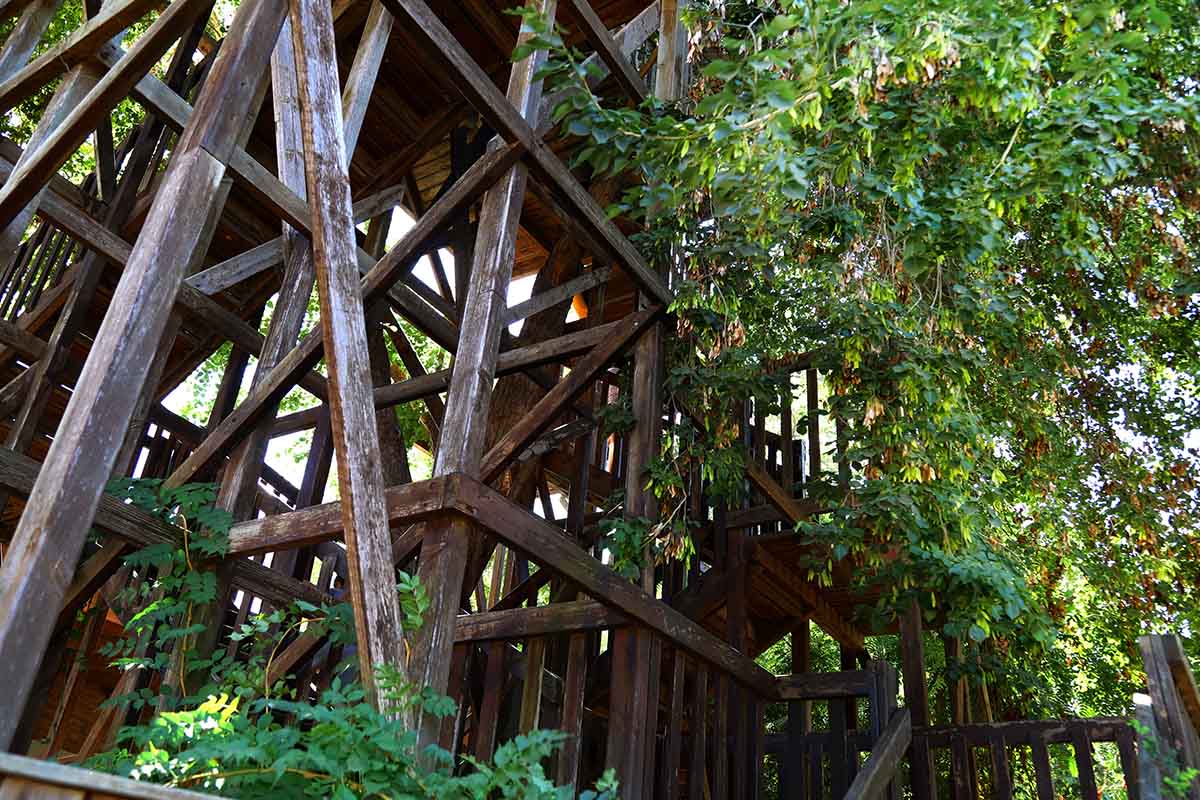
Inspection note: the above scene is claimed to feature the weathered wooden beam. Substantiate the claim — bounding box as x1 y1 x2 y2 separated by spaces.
0 0 289 749
0 0 63 83
481 305 661 483
447 476 779 698
0 0 159 109
564 0 647 102
225 476 449 556
290 0 409 710
844 709 912 800
454 600 626 642
404 0 557 746
776 670 874 700
537 0 660 130
164 142 518 488
379 0 671 305
0 0 210 229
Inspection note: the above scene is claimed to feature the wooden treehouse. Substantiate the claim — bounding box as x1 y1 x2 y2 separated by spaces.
0 0 1195 798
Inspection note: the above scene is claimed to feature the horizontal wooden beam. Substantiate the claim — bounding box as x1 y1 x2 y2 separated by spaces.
776 669 874 700
455 600 626 642
225 476 450 556
0 446 328 607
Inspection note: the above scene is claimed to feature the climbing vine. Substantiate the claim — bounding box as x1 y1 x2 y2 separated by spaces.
516 0 1200 716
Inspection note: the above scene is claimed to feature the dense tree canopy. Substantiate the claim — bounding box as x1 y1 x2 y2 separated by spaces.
532 0 1200 715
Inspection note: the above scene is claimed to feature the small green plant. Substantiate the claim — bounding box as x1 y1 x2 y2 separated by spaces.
93 478 620 799
1132 720 1200 799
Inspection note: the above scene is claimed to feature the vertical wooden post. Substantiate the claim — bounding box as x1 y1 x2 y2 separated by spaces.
0 0 289 749
900 600 936 800
407 0 556 745
289 0 407 710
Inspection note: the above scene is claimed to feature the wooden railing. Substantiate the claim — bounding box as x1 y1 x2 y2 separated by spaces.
767 660 900 800
845 708 912 800
912 717 1139 800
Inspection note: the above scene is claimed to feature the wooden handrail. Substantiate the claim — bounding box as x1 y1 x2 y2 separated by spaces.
844 708 912 800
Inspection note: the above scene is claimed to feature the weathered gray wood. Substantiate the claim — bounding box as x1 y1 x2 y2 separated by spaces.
380 0 671 304
0 0 288 749
164 142 518 488
0 0 210 228
537 0 660 128
405 0 557 746
0 0 62 82
564 0 647 102
225 476 449 556
843 709 911 800
289 0 407 711
0 0 159 108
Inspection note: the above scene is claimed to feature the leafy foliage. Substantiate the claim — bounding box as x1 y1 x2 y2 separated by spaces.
93 479 619 798
521 0 1200 715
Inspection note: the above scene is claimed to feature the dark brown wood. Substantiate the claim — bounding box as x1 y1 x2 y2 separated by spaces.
448 475 779 698
454 601 626 642
689 665 709 800
778 670 875 701
843 709 911 800
1030 734 1055 800
901 600 936 800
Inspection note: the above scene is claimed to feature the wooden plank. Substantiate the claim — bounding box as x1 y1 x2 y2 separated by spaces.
555 629 589 788
990 740 1013 800
843 709 912 800
537 0 660 128
0 0 289 748
0 0 159 109
1072 724 1100 800
1029 734 1055 800
564 0 647 102
689 665 709 800
0 0 63 83
662 652 687 800
225 476 449 555
378 0 671 305
404 0 556 747
949 734 972 800
164 141 518 487
0 752 213 799
777 670 874 701
503 265 611 325
518 636 546 732
448 476 779 698
0 0 211 229
1161 635 1200 739
454 600 625 641
481 305 660 483
915 718 1133 748
901 600 937 800
290 0 407 711
0 316 45 360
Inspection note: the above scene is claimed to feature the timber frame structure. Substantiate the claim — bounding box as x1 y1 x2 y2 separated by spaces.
0 0 1195 799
